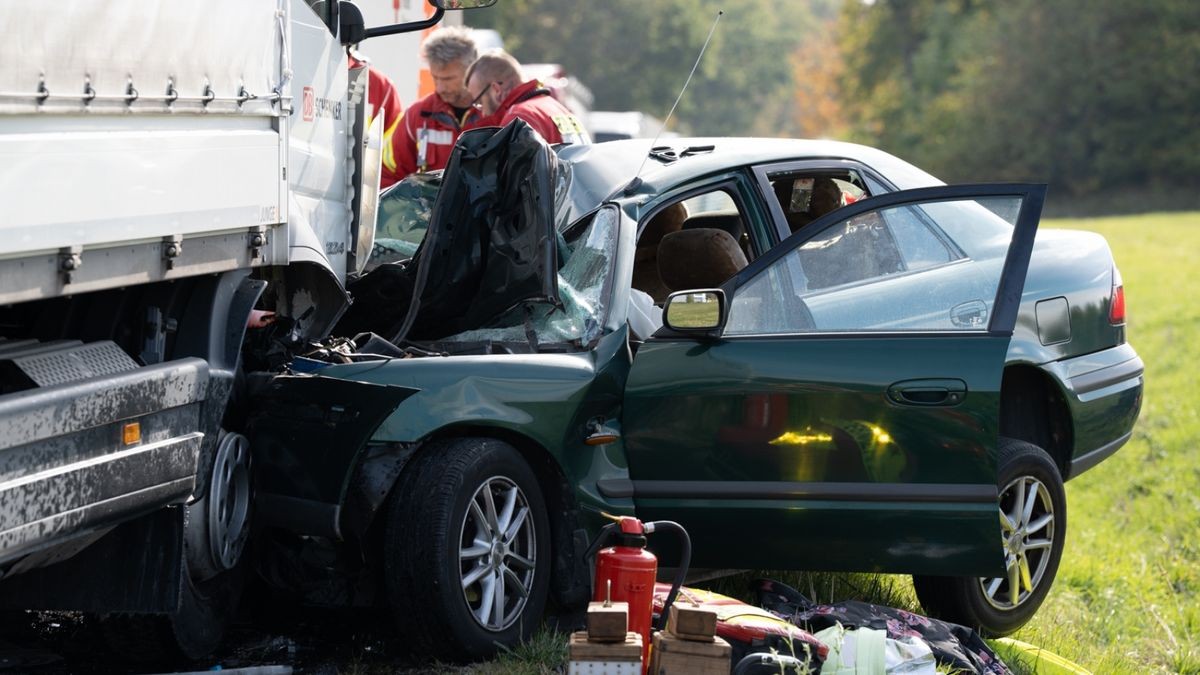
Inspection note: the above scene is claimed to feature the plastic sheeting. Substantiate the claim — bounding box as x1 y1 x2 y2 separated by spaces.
448 206 618 347
337 119 562 343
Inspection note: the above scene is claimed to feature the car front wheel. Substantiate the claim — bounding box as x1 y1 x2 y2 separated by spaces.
912 437 1066 636
384 438 551 660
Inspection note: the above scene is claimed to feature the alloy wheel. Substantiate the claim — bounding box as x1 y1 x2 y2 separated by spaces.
458 476 537 632
979 474 1056 610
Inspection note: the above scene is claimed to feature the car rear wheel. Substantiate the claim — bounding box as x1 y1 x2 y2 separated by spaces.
384 438 551 660
912 437 1066 636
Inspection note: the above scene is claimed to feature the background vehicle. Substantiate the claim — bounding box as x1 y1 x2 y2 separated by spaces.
0 0 490 662
587 110 671 142
248 131 1141 657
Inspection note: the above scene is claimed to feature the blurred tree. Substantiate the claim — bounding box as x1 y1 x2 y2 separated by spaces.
466 0 841 136
789 15 846 139
837 0 1200 208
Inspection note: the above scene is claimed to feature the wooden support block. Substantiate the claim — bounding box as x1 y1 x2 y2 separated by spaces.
569 630 643 662
648 631 731 675
667 603 717 641
587 600 630 642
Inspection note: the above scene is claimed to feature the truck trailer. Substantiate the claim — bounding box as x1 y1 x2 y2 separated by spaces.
0 0 486 661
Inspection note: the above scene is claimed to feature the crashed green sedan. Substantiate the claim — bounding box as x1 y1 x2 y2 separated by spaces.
246 121 1143 659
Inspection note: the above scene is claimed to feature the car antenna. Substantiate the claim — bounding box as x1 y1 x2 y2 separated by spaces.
624 9 723 196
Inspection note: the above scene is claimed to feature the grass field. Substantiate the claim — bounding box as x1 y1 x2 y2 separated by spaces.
1003 212 1200 673
335 212 1199 675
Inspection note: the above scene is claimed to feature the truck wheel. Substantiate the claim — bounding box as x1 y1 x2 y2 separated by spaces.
101 563 244 663
100 430 252 663
912 437 1066 636
384 438 551 660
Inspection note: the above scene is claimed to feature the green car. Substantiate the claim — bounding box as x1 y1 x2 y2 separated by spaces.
248 125 1142 659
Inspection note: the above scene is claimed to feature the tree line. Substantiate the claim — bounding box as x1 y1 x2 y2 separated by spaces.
470 0 1199 212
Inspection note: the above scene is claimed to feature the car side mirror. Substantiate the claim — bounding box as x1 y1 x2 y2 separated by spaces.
662 289 727 337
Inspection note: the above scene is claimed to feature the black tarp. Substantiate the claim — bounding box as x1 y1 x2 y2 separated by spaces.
335 119 561 343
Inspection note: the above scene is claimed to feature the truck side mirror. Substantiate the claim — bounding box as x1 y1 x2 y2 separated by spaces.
433 0 498 7
339 1 366 46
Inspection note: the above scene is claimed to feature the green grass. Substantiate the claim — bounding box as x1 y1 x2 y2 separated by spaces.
667 296 722 328
1001 211 1200 673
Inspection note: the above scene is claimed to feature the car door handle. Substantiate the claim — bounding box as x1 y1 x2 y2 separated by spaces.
950 300 989 328
887 378 968 406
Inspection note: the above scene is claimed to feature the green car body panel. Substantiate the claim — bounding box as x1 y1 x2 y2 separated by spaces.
312 327 640 535
622 336 1006 574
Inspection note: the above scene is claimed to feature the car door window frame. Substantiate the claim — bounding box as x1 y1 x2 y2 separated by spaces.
637 173 767 260
755 160 969 266
719 183 1046 338
752 159 893 244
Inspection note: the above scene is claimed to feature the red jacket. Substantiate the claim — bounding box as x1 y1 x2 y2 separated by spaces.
349 56 405 189
395 92 482 179
486 80 591 146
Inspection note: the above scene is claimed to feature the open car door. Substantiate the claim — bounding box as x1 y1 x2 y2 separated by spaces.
622 184 1044 577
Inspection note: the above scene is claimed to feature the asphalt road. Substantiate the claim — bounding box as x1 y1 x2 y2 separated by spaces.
1 606 449 674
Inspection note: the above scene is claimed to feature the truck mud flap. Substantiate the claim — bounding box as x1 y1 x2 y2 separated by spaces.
246 374 417 538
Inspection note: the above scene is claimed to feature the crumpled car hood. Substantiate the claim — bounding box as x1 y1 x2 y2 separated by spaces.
337 119 561 343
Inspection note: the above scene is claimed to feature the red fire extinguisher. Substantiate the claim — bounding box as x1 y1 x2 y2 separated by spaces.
588 515 692 672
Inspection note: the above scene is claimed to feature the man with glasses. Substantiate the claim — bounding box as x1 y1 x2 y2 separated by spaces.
464 50 591 146
394 26 482 178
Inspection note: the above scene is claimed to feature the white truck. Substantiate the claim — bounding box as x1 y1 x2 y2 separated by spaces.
0 0 489 661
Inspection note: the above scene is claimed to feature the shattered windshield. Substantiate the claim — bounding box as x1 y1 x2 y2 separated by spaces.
443 205 619 349
366 173 441 272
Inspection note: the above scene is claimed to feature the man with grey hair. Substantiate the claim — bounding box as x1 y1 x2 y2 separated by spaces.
465 50 590 146
394 25 482 178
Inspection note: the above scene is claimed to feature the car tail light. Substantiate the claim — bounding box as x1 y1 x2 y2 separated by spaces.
1109 267 1125 325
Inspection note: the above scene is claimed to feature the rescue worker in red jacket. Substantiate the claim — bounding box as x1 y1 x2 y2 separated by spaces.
464 50 591 146
394 26 481 179
348 50 406 188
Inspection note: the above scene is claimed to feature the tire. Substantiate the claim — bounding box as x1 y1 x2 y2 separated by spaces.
100 429 252 664
384 438 551 660
912 437 1066 636
100 561 244 663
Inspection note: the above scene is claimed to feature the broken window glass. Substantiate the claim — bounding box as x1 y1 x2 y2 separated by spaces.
366 173 441 272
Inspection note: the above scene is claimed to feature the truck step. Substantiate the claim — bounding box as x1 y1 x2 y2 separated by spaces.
0 339 138 392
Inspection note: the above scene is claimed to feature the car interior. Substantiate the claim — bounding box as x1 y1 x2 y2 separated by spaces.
770 170 868 234
633 188 756 305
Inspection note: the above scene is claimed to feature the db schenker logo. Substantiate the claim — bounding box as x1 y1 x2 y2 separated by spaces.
302 86 315 122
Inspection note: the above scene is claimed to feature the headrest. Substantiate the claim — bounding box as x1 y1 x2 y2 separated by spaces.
682 211 744 240
639 202 688 247
657 228 749 291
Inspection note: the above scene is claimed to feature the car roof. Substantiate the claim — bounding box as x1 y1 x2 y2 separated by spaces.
557 137 944 221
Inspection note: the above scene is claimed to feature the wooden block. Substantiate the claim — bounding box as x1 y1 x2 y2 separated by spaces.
667 603 717 640
648 631 731 675
587 600 630 642
569 630 643 662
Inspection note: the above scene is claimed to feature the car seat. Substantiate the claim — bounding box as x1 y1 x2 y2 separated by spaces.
633 202 688 303
657 227 749 292
683 210 752 260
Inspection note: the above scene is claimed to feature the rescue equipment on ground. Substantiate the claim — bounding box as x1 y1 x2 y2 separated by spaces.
651 583 828 668
586 515 692 672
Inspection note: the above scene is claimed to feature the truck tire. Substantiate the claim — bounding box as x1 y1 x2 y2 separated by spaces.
912 437 1066 636
384 437 551 660
100 429 252 663
100 562 243 663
